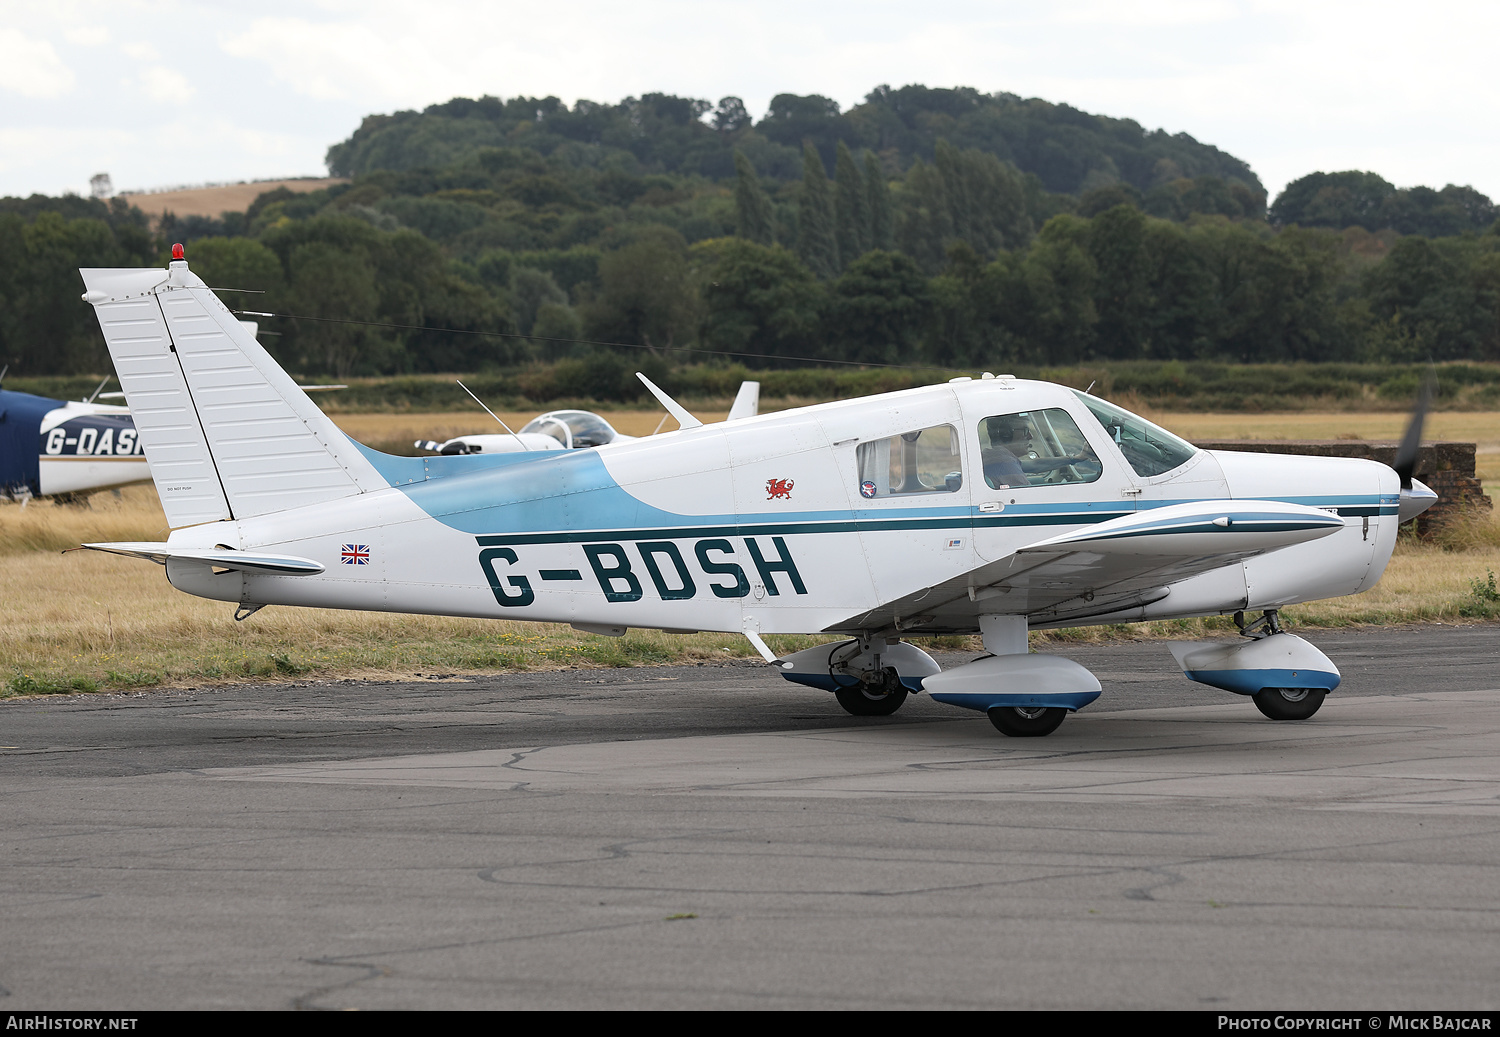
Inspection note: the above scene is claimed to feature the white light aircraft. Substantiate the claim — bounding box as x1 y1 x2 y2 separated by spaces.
0 318 310 503
77 252 1438 736
0 375 150 501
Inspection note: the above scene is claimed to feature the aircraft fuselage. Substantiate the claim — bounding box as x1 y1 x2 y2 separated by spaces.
159 378 1400 638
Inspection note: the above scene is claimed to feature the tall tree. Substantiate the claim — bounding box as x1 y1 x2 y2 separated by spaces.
797 143 839 279
895 158 951 274
834 141 868 269
1086 204 1153 359
583 227 697 350
825 250 932 365
733 151 775 246
865 152 893 251
696 239 825 364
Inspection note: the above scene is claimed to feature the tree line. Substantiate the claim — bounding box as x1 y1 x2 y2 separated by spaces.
1 86 1496 381
328 85 1262 199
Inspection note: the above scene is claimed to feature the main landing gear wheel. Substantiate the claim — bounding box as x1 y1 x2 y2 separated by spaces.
1252 687 1327 721
987 705 1068 737
834 678 908 717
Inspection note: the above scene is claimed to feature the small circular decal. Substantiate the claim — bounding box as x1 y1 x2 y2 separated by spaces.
860 480 878 499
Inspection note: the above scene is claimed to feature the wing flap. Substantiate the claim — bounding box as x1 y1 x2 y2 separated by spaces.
828 500 1343 634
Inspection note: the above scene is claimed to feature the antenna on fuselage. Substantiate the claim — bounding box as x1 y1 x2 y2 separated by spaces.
0 365 8 388
85 376 111 403
456 380 530 452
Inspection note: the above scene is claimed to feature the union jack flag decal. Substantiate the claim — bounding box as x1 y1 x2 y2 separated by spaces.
341 544 370 565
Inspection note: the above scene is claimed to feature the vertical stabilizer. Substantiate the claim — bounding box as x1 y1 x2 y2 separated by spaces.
81 256 387 527
727 380 760 421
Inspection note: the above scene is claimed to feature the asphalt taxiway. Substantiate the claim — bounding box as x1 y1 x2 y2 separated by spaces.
2 626 1497 1009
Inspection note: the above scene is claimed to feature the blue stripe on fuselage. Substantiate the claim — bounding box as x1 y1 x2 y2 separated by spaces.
352 439 1396 539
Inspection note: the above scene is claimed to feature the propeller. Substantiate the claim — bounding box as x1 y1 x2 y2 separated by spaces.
1393 371 1441 524
1392 372 1433 490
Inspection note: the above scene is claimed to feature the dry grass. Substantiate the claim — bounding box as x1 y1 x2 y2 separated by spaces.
0 547 797 695
3 408 1497 695
3 506 1496 695
0 485 171 557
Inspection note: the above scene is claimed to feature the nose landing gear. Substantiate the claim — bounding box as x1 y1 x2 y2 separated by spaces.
1172 610 1339 722
986 704 1068 736
1252 686 1327 721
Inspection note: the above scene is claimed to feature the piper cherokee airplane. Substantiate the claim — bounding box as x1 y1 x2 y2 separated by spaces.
414 382 761 456
0 372 150 501
76 249 1439 736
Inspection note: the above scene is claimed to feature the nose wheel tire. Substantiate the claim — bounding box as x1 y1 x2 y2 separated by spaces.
834 682 908 717
1252 687 1327 721
987 705 1068 737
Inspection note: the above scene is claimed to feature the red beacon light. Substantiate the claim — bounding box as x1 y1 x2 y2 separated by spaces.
171 242 185 260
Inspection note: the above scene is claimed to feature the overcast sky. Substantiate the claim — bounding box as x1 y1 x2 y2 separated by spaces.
3 0 1496 202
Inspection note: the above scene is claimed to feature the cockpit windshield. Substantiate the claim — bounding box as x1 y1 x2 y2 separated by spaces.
519 410 619 449
1072 391 1198 478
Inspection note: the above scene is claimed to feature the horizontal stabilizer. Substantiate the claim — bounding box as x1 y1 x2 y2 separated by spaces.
82 542 324 576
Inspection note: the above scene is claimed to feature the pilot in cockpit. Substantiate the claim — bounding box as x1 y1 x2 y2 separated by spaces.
981 416 1030 488
983 412 1100 489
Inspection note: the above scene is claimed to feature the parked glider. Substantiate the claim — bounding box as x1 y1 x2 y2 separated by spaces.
78 251 1438 735
414 382 761 456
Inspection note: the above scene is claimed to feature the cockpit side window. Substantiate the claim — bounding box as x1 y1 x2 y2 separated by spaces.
857 424 963 499
978 408 1102 490
1072 391 1198 478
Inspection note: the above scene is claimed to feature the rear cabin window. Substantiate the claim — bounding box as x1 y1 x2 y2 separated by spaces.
857 425 963 499
979 409 1103 489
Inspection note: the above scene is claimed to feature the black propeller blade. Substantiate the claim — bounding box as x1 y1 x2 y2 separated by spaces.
1392 373 1433 490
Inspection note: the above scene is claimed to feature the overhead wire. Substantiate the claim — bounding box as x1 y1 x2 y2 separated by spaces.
228 307 979 376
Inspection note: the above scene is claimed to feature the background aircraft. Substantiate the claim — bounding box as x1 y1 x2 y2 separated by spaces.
78 252 1437 737
0 370 149 502
0 321 330 504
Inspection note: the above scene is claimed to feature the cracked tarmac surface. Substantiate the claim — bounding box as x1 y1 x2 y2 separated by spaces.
2 626 1498 1009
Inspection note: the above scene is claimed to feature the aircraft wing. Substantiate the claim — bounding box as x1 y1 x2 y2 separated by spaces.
82 542 324 576
830 500 1344 634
